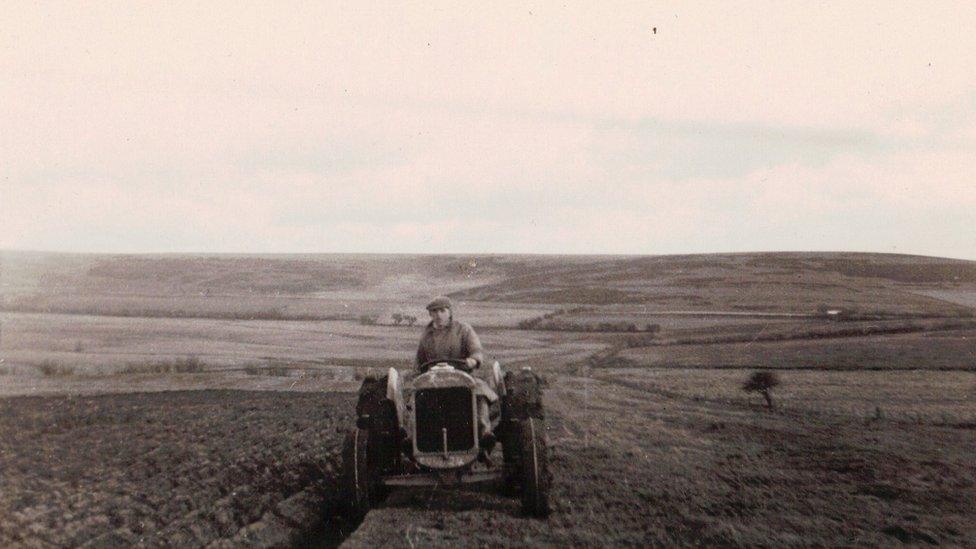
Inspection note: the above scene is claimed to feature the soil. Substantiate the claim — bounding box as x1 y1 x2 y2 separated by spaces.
0 391 355 547
2 373 975 547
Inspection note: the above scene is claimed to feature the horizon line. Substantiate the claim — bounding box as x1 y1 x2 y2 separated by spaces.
2 248 974 263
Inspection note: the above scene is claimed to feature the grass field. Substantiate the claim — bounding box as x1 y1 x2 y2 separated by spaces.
347 375 976 547
0 312 573 383
1 251 975 546
617 328 976 370
598 367 976 424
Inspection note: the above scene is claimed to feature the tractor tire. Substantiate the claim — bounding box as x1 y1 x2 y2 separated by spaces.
366 408 397 505
501 369 545 421
518 417 551 518
354 376 400 504
501 369 548 504
500 414 521 496
340 428 372 522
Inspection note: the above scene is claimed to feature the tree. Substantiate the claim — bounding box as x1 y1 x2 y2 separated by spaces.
405 315 417 326
742 371 780 409
391 313 403 325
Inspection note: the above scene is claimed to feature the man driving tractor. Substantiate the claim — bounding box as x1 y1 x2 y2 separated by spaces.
415 296 499 453
339 295 551 519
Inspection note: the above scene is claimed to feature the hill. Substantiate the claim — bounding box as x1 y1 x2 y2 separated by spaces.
2 251 975 317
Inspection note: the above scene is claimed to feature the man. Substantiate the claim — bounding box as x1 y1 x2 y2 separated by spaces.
415 296 498 452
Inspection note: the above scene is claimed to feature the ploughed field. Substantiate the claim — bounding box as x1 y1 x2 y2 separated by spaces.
0 391 356 547
2 251 976 546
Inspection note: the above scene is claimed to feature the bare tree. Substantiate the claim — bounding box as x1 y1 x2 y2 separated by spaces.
742 371 780 409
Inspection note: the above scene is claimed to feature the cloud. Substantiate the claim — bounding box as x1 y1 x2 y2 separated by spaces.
591 119 891 181
2 3 976 257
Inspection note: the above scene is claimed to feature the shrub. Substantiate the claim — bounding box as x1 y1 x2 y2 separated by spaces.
120 356 205 375
359 315 378 326
742 371 780 409
172 356 205 373
244 364 290 377
37 360 75 377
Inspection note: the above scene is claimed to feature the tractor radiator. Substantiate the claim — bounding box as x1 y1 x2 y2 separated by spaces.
414 387 475 453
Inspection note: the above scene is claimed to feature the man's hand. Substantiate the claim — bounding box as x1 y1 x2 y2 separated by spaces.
465 357 478 369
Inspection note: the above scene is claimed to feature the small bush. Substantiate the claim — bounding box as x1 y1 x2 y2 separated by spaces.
244 364 290 377
120 356 206 375
37 360 75 377
172 356 205 373
742 371 780 409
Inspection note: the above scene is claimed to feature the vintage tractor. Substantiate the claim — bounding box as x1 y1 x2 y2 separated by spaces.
340 359 550 519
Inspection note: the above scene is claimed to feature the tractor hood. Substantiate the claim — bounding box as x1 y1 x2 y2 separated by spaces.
413 364 478 391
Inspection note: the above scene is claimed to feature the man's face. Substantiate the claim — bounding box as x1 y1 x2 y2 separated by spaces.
429 307 451 326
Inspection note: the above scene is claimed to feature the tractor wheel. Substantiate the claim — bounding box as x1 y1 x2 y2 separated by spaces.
340 428 372 522
366 407 398 504
518 417 551 517
354 376 401 504
500 418 521 496
501 368 546 498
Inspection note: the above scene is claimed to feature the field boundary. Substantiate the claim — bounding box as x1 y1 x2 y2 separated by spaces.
618 318 976 350
588 371 976 428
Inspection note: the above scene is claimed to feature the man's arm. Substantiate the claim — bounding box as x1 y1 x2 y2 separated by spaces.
416 335 428 368
460 323 485 367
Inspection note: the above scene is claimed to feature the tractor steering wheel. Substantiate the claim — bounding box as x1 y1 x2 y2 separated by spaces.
418 358 476 373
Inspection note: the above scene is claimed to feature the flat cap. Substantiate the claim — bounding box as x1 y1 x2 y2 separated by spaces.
426 296 453 311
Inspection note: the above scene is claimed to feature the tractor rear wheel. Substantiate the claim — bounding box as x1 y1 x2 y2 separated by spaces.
501 368 547 500
340 428 372 522
352 375 401 505
518 417 551 517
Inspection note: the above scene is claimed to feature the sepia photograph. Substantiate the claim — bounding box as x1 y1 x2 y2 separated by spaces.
1 2 975 547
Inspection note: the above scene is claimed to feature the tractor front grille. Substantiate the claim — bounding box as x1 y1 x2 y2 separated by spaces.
415 387 475 453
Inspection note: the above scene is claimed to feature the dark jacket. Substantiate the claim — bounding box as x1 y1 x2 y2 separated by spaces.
415 319 485 369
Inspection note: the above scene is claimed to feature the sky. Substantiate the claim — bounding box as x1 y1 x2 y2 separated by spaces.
2 2 975 258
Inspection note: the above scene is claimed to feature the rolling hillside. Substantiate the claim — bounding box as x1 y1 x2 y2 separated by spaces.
2 251 974 317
